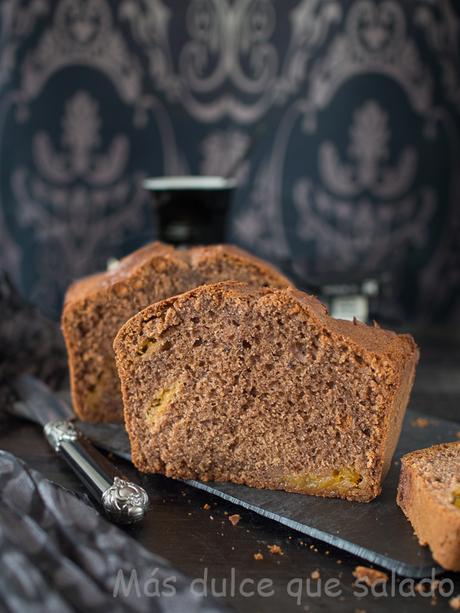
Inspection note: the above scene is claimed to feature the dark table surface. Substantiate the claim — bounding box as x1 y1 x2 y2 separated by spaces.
1 328 460 612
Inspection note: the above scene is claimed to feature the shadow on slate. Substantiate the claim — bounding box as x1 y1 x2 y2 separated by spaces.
78 410 459 578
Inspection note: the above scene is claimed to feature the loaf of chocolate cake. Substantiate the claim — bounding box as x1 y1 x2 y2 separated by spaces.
114 282 419 502
62 243 291 422
397 442 460 570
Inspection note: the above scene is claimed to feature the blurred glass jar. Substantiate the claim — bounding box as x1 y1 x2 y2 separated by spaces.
144 176 236 247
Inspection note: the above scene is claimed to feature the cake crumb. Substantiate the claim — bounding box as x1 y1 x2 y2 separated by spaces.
450 596 460 610
254 552 264 561
353 566 389 587
209 515 214 520
310 569 320 580
267 544 284 556
415 580 439 595
412 417 429 428
203 503 211 510
228 514 241 526
415 582 428 595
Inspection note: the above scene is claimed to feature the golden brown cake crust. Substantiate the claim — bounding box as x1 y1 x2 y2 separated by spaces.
397 442 460 571
62 243 292 423
114 281 419 501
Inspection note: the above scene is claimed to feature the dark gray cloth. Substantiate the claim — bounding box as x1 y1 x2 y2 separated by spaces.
0 450 230 613
0 270 67 417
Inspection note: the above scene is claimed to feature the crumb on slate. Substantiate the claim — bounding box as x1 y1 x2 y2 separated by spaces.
415 579 439 595
254 552 264 561
310 569 320 580
353 566 389 587
228 514 241 526
267 544 284 555
415 582 428 594
203 503 210 510
412 417 429 428
450 595 460 610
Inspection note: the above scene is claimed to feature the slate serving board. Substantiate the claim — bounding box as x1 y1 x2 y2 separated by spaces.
78 409 459 578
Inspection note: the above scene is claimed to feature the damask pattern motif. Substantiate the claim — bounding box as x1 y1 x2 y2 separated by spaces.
291 98 436 275
0 0 459 321
122 0 341 123
319 100 417 199
11 90 149 310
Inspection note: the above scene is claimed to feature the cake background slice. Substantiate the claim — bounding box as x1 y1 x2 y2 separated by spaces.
62 243 292 423
114 282 419 502
397 442 460 570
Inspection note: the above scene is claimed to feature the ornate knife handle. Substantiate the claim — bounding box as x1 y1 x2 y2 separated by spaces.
44 419 149 524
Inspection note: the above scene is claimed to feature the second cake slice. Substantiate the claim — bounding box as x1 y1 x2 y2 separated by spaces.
114 282 419 501
62 242 291 423
397 442 460 570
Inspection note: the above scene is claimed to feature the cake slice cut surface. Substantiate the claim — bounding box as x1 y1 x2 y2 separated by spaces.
114 282 419 502
397 442 460 570
62 242 291 423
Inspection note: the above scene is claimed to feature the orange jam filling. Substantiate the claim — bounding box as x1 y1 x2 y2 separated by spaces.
146 385 178 425
137 338 160 357
452 488 460 509
285 467 363 492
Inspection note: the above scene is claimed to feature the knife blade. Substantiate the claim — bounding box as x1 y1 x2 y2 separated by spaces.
12 375 149 524
13 376 74 426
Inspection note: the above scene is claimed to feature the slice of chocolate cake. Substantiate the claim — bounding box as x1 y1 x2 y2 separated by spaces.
62 243 291 423
397 442 460 570
114 282 419 502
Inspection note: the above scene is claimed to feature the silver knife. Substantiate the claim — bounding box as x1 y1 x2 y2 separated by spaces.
13 375 149 524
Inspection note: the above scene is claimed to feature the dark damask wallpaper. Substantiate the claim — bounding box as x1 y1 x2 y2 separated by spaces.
0 0 459 322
